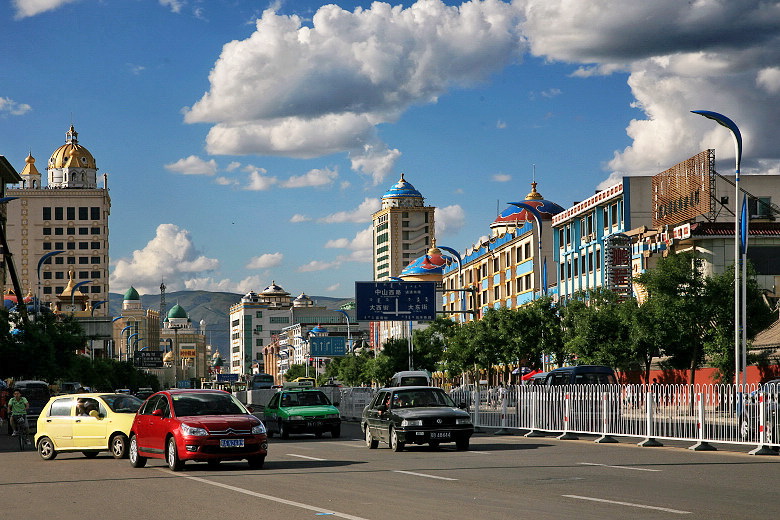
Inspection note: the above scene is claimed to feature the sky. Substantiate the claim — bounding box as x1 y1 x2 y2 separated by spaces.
2 0 779 299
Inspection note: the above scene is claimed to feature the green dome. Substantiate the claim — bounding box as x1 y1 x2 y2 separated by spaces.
167 304 187 319
123 287 140 301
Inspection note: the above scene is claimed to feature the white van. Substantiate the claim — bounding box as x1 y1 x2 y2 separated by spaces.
388 371 432 387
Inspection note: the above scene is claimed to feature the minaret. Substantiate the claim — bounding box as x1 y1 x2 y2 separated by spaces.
19 154 42 189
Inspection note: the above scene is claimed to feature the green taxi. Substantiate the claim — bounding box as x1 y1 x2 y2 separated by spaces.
263 389 341 439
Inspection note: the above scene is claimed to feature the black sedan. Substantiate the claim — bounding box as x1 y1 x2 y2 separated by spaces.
361 386 473 452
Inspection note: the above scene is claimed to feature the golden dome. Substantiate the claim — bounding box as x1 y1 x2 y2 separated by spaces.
48 125 97 170
163 351 174 362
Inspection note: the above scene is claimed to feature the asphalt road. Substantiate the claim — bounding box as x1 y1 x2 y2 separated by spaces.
1 422 778 520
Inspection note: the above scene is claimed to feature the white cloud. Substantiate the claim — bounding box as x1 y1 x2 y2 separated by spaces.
184 0 525 183
298 260 341 272
541 88 561 98
518 0 780 174
165 155 218 175
290 214 311 223
325 283 341 292
492 173 511 182
280 167 338 188
244 170 278 190
160 0 183 14
246 252 283 269
496 120 507 129
110 224 220 293
324 226 373 263
435 204 466 237
0 96 31 116
318 197 380 223
12 0 76 18
215 176 238 186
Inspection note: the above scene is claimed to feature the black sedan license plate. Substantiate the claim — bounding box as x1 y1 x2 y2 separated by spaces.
430 432 451 439
220 438 245 448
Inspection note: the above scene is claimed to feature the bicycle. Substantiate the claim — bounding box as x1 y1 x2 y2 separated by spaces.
13 415 33 451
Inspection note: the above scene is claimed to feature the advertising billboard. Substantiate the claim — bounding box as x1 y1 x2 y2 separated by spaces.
652 149 715 227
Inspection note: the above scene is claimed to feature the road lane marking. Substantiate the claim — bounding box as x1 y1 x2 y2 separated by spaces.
394 470 458 481
156 470 369 520
579 462 661 472
287 454 326 461
562 495 691 514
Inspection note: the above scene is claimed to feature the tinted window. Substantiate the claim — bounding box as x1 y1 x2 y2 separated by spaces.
100 394 143 413
574 373 616 384
399 376 429 386
140 395 163 415
172 393 244 416
268 394 280 408
280 391 330 407
549 372 572 386
15 384 50 403
48 397 74 417
392 389 455 408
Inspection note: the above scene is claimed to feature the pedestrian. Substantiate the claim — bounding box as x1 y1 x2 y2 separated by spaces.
7 389 29 436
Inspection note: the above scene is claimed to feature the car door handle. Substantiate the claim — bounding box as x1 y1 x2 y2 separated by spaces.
75 419 81 423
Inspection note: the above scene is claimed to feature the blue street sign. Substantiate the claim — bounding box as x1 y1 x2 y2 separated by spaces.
309 336 347 357
217 373 239 382
355 281 437 321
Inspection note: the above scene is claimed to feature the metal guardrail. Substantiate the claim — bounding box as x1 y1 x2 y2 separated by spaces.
336 383 779 455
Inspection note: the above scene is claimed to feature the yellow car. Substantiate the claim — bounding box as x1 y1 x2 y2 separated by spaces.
35 392 143 460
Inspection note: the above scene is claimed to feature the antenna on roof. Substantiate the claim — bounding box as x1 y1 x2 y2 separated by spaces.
159 279 166 328
532 163 536 183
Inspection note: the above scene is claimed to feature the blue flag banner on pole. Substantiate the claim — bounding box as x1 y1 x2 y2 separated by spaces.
740 195 749 255
542 258 548 295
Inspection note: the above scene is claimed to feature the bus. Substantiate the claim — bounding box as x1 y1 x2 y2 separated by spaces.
250 373 275 390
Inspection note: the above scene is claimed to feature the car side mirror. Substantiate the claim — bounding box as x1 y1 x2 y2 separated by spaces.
459 402 468 409
377 404 387 413
89 410 101 419
152 409 164 417
246 405 254 413
333 401 340 407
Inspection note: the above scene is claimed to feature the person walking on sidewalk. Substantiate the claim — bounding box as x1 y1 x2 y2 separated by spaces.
7 389 29 436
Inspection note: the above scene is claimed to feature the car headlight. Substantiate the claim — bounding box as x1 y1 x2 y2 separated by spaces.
401 419 423 427
180 423 208 436
289 416 304 421
456 417 472 425
251 422 267 435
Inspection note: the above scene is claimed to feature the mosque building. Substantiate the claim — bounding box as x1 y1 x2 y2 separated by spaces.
111 286 161 363
4 126 111 315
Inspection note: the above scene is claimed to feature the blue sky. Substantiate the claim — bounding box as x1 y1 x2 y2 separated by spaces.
2 0 779 298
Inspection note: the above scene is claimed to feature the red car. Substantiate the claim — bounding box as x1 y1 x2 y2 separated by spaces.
128 389 268 471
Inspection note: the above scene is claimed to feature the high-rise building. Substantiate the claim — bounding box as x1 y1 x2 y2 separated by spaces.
4 126 111 315
372 174 435 281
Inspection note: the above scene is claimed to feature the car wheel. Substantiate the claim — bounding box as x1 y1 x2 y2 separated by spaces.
456 438 470 451
167 437 184 471
331 425 341 438
365 426 378 449
279 421 289 440
429 441 440 450
82 451 99 459
247 456 265 469
111 433 129 459
37 436 58 460
390 427 404 452
129 435 147 468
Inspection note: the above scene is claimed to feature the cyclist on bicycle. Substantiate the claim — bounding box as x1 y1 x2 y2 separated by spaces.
7 389 29 436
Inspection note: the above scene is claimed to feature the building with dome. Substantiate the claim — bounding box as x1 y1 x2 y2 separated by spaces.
372 174 435 281
160 302 208 387
111 286 160 362
4 126 111 315
441 181 564 321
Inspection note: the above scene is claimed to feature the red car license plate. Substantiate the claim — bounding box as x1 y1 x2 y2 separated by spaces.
430 432 451 439
220 439 245 448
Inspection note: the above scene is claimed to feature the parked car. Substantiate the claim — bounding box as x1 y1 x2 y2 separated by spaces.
263 388 341 439
388 370 432 387
543 365 617 385
128 389 267 471
362 386 473 452
35 392 143 460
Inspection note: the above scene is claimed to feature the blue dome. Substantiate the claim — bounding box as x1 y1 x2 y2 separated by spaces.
382 173 422 199
310 325 328 334
400 246 453 277
491 182 563 228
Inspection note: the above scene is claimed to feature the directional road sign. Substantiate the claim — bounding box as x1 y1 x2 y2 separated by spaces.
355 281 437 321
133 351 164 368
217 373 239 382
309 336 347 357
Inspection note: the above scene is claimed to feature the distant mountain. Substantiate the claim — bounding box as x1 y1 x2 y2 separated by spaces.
108 290 353 358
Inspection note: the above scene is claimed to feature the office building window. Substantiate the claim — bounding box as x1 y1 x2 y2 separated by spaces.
79 257 89 264
55 257 64 265
91 207 100 220
91 286 100 293
78 242 89 250
78 271 89 279
43 272 52 280
54 228 64 236
67 242 76 250
43 207 52 220
43 228 51 235
91 227 100 234
91 271 101 278
55 271 65 279
91 257 100 263
54 207 63 220
79 227 89 235
43 287 52 294
79 207 89 220
43 242 51 250
90 242 100 249
67 207 75 220
67 257 75 265
66 227 75 235
55 242 64 249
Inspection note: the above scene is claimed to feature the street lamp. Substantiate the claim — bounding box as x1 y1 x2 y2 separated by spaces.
71 280 92 311
506 201 547 296
36 250 64 315
296 335 311 377
170 323 185 387
0 197 28 326
334 309 352 353
692 110 743 385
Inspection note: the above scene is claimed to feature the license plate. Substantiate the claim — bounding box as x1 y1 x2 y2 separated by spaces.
430 432 451 439
220 438 245 448
306 421 323 428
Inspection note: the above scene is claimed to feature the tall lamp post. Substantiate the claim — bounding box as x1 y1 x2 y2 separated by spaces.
0 197 28 326
170 323 184 387
296 335 310 378
36 250 64 315
71 280 92 311
334 309 352 353
506 201 548 296
691 110 743 385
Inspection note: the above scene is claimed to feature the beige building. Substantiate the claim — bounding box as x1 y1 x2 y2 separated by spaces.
1 156 23 291
4 126 111 315
112 287 161 362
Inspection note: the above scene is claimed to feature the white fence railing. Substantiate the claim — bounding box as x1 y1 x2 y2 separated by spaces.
338 383 780 454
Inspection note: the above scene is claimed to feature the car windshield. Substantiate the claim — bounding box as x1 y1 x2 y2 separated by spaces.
280 391 331 407
172 392 247 416
392 389 455 408
100 394 143 413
